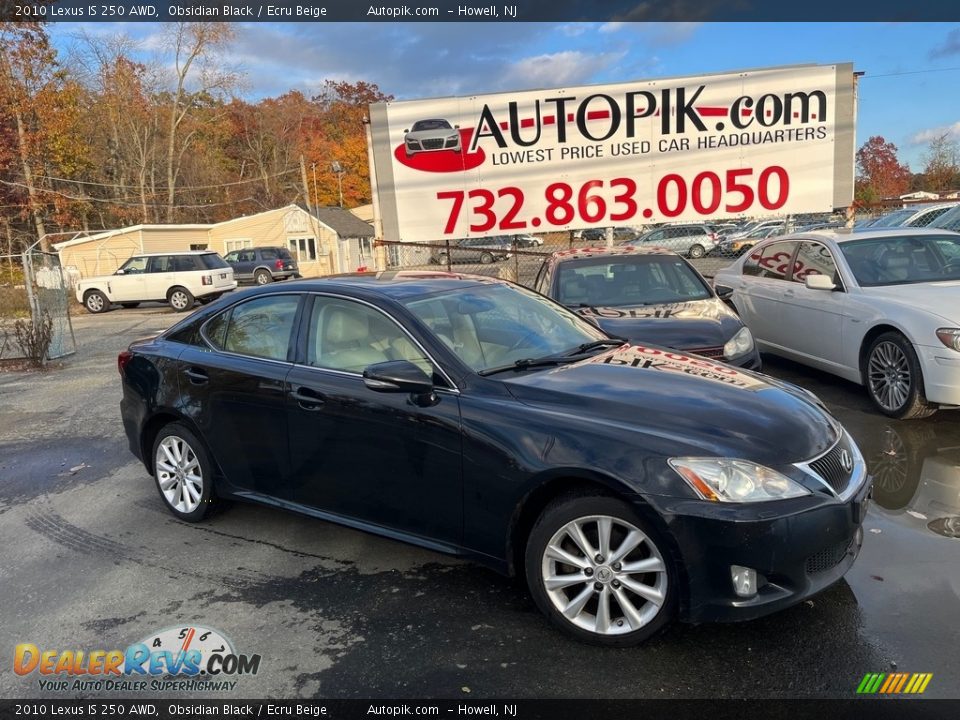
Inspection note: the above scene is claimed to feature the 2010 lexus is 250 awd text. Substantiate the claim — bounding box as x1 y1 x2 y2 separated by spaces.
119 272 871 645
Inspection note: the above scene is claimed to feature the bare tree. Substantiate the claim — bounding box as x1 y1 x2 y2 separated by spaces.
163 23 237 221
923 132 960 194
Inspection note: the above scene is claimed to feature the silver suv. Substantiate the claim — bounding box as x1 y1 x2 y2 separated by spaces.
624 224 719 258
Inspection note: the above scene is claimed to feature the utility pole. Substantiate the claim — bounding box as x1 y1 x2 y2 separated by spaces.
300 155 313 214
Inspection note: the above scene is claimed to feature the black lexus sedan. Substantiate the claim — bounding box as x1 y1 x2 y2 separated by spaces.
120 271 869 645
534 246 762 369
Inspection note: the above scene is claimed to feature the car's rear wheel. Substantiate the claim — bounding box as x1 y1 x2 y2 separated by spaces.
688 244 706 259
525 495 676 646
480 252 494 264
167 287 194 312
865 332 936 419
436 252 449 266
152 423 218 522
83 290 109 314
120 302 140 309
254 269 272 285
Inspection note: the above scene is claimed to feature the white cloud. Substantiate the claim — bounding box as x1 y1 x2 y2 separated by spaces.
911 121 960 145
599 22 624 34
557 24 588 37
500 51 626 90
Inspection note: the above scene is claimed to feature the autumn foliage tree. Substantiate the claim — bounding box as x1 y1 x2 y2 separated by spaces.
855 136 911 204
922 132 960 194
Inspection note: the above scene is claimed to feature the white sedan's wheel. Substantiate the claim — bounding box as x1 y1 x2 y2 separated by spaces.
525 496 675 645
865 332 935 420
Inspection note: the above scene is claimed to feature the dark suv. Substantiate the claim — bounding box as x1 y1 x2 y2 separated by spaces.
223 246 299 285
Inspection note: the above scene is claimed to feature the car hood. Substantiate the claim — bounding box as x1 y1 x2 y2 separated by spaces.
502 345 837 466
572 298 743 350
860 282 960 323
406 128 456 140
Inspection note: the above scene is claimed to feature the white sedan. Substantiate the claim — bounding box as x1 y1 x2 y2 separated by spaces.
714 228 960 419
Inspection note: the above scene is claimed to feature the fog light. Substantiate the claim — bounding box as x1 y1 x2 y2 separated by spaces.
731 565 757 598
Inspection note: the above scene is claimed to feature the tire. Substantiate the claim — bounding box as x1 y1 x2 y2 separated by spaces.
480 252 494 264
120 302 140 309
864 332 936 419
524 494 676 646
83 290 109 314
688 244 706 259
254 269 272 285
151 422 220 522
437 253 449 266
167 286 194 312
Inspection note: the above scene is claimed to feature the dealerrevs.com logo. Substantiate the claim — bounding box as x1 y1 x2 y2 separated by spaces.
14 625 261 693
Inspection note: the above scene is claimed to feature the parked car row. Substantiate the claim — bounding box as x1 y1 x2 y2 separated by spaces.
76 247 300 313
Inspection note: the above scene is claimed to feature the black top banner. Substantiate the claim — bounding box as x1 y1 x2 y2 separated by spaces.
0 0 957 22
0 700 959 720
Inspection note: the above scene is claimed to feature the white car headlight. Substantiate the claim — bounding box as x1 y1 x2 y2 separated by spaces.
668 458 810 502
723 326 754 358
936 328 960 352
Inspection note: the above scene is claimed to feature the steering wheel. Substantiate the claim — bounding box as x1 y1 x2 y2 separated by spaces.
942 259 960 275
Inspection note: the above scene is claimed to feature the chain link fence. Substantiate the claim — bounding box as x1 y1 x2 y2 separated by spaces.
378 214 848 291
0 250 77 363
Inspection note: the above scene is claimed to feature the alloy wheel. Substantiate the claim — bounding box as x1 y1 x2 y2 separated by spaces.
86 294 104 312
540 514 668 636
170 291 190 311
155 436 203 514
868 341 912 412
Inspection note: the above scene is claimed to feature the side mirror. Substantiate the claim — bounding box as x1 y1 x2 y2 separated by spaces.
714 284 734 300
115 268 125 275
454 124 460 129
804 274 836 291
363 360 435 396
403 129 409 134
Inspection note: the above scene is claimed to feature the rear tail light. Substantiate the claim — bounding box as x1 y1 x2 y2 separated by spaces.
118 350 133 375
275 259 284 270
201 275 212 285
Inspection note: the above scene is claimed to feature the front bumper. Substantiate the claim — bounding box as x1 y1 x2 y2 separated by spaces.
916 344 960 406
727 348 762 370
643 474 871 623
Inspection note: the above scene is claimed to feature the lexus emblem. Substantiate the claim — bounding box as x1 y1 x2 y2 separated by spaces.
840 449 853 473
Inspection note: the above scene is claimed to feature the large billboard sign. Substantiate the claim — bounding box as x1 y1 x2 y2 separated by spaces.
368 63 856 242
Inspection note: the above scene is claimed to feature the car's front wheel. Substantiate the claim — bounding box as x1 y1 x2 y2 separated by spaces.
152 423 218 522
83 290 109 314
688 244 706 259
480 251 494 264
167 286 194 312
525 495 676 646
865 332 936 419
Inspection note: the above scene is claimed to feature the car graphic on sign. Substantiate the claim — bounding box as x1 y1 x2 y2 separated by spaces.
403 119 461 157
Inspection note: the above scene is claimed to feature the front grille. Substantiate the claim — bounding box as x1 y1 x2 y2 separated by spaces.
805 539 853 575
688 346 725 359
808 434 855 495
422 139 444 150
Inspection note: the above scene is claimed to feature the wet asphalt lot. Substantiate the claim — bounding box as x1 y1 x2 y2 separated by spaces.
0 303 958 700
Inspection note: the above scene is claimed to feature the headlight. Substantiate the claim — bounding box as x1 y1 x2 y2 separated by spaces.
668 458 811 502
723 326 754 358
936 328 960 352
448 134 459 141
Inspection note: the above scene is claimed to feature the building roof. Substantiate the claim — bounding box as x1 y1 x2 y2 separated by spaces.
53 223 212 250
306 205 375 238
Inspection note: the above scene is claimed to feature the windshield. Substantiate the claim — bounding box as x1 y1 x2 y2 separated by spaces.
556 255 711 307
412 119 452 131
840 235 960 287
869 209 914 228
403 283 606 373
930 205 960 232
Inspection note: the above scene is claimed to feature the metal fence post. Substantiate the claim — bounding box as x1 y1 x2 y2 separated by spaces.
513 238 519 281
444 238 452 272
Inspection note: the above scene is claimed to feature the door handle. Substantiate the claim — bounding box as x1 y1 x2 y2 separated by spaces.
184 367 208 384
289 387 326 410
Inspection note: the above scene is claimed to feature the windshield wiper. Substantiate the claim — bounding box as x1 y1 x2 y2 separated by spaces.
478 338 627 377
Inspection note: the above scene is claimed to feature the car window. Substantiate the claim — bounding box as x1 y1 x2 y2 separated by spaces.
260 248 279 260
199 253 230 270
205 295 299 361
743 241 798 280
148 256 174 273
839 235 960 286
306 297 434 377
792 242 841 285
173 255 203 272
556 256 711 307
223 251 239 262
238 250 256 262
644 230 664 243
403 283 605 373
119 257 148 274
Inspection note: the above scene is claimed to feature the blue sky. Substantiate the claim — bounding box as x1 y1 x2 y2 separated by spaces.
52 21 960 170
